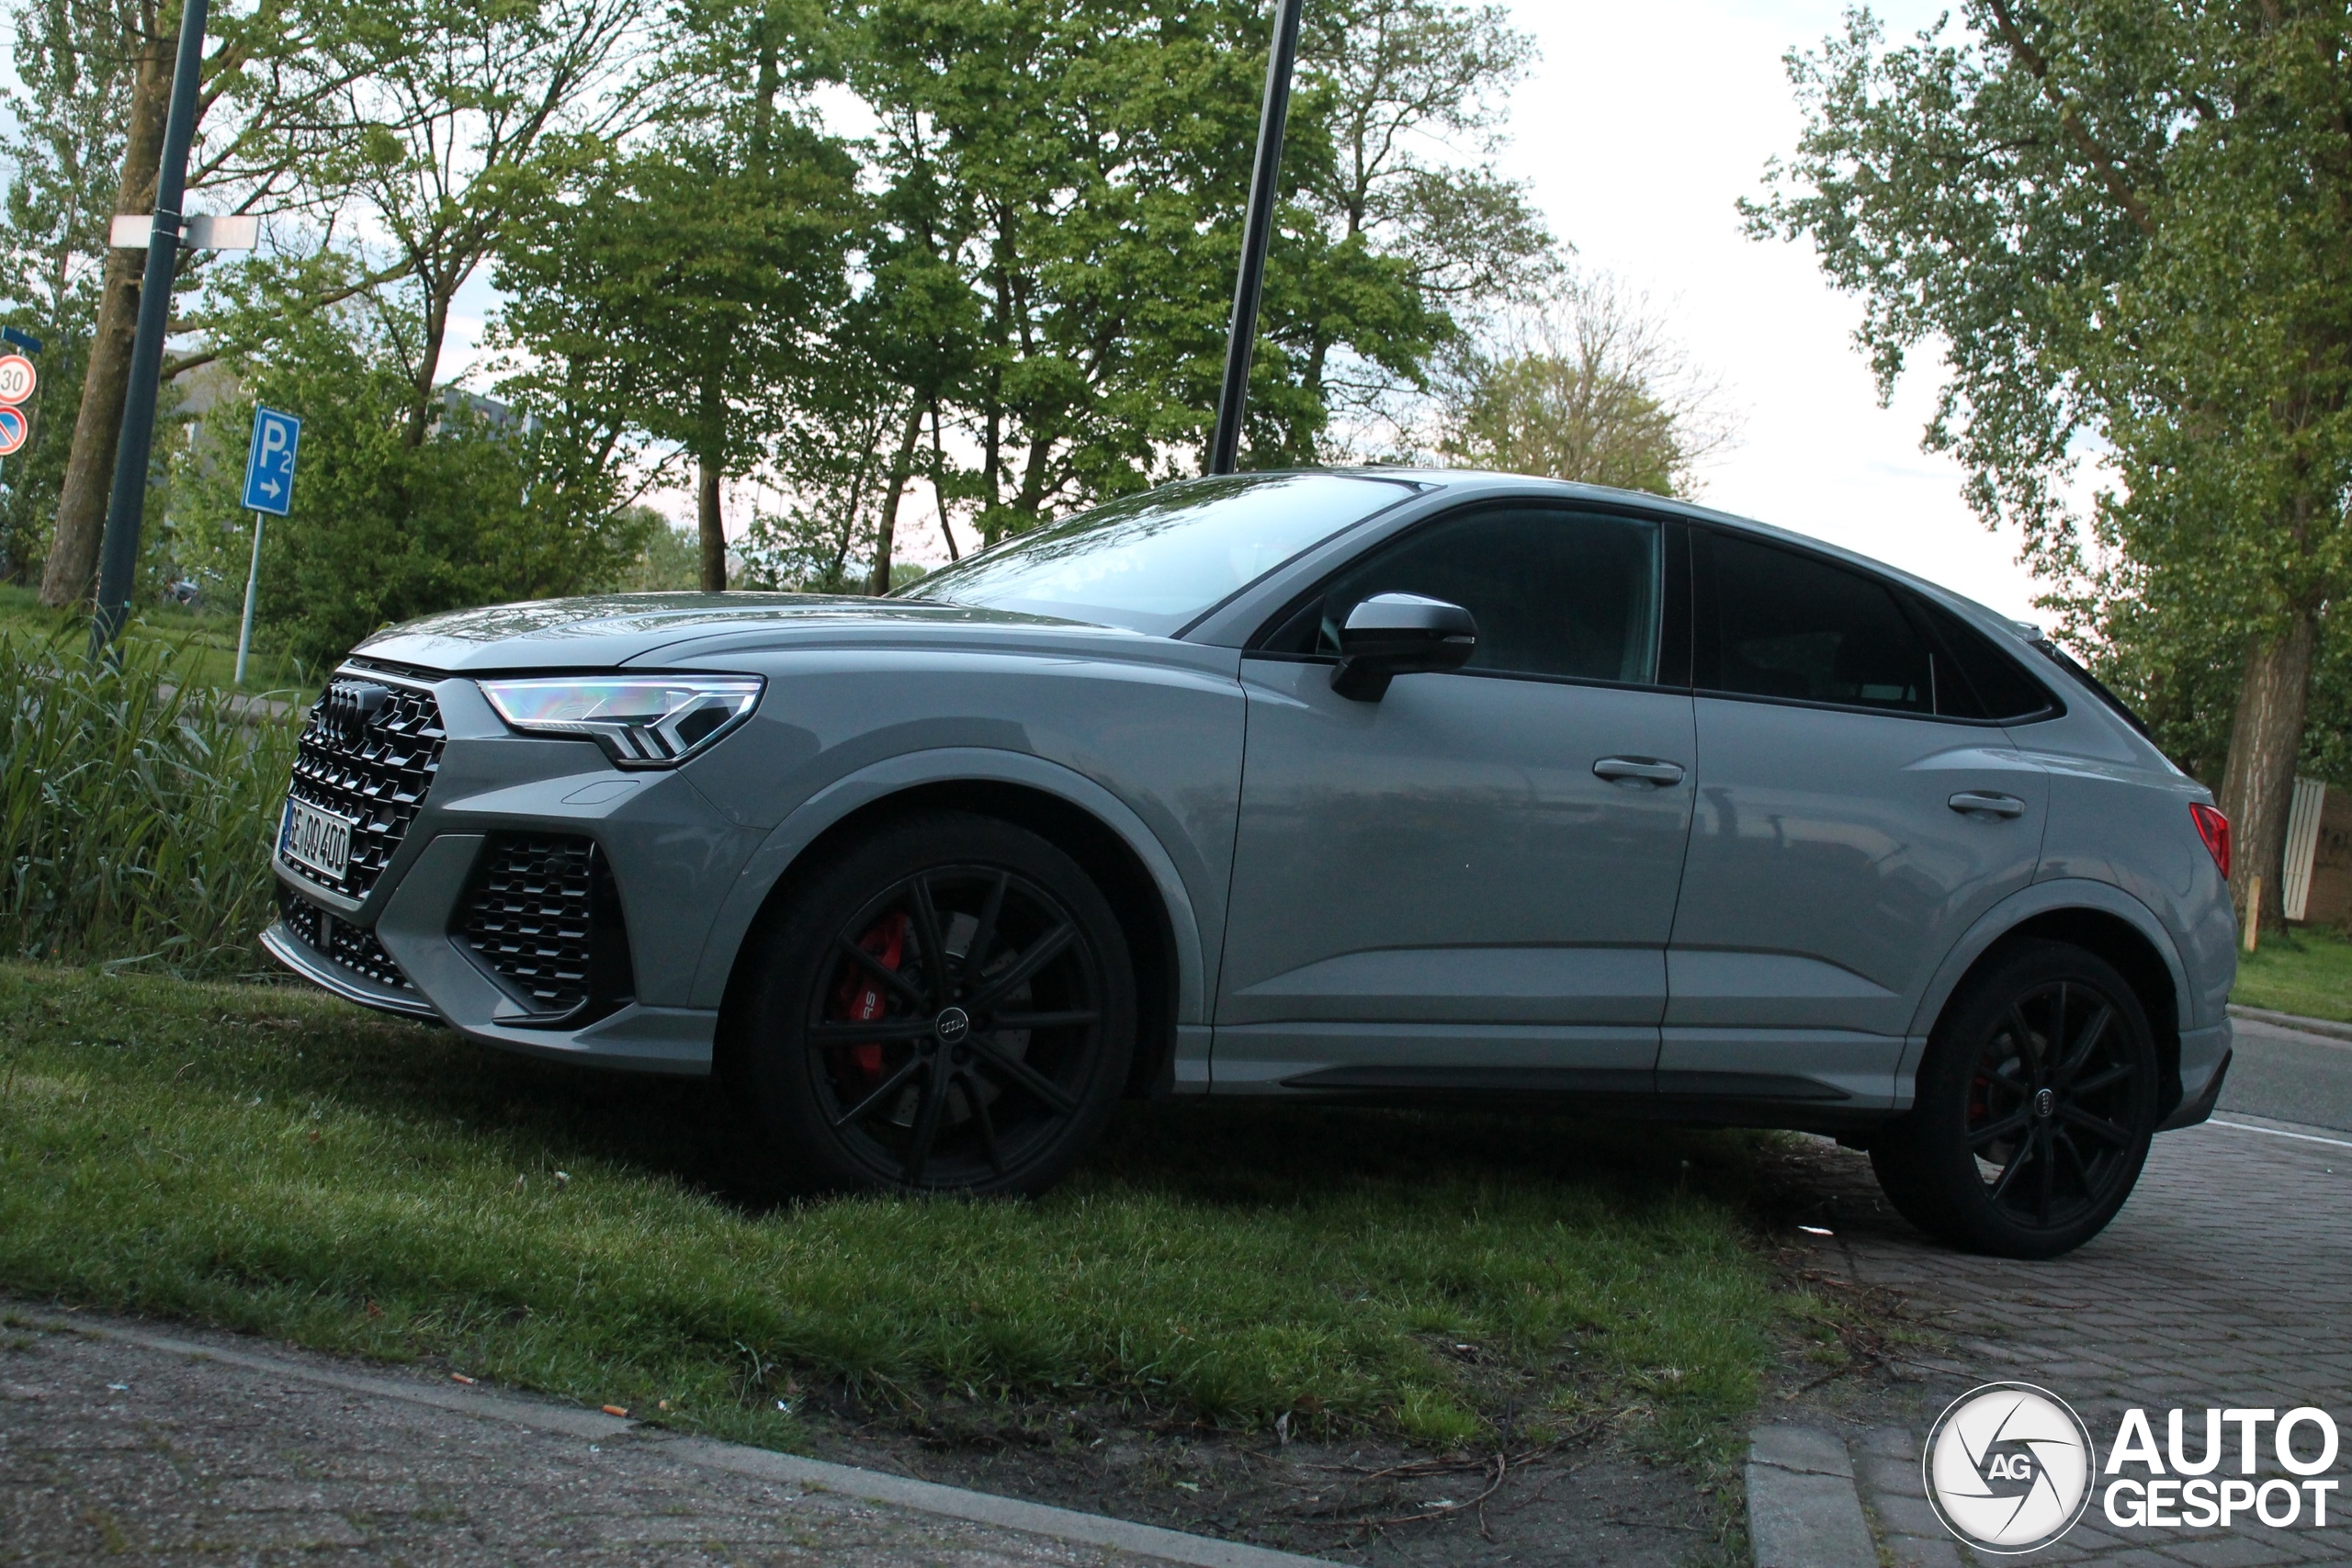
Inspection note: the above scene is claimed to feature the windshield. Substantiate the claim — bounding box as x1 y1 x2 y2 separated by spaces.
909 471 1419 636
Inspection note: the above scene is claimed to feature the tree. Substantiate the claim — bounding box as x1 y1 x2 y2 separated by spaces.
1745 3 2352 934
1293 0 1554 456
852 0 1439 541
1433 271 1735 497
0 0 131 582
33 0 410 608
322 0 654 449
492 0 860 591
170 268 650 665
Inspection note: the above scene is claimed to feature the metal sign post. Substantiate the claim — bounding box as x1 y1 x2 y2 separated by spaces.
1208 0 1306 477
234 405 300 684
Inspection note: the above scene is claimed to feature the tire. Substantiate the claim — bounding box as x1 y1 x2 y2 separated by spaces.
728 811 1135 1198
1871 940 2159 1258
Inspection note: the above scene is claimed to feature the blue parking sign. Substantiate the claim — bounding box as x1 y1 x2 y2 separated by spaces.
242 406 301 515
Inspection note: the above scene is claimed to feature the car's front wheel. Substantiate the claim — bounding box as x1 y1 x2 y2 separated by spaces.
1871 940 2159 1258
729 811 1135 1198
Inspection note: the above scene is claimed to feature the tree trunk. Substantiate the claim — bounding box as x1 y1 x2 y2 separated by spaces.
865 400 925 596
39 23 172 608
696 458 725 592
2217 609 2319 936
402 277 454 447
928 400 957 561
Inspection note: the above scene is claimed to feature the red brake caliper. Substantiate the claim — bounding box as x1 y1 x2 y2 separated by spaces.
831 910 910 1078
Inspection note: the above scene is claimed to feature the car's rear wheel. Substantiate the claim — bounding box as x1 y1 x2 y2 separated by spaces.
1871 940 2158 1258
729 811 1135 1198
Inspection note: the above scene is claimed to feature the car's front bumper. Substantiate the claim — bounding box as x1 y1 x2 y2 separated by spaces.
263 667 758 1075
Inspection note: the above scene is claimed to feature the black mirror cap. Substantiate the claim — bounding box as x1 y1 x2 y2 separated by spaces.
1331 592 1478 701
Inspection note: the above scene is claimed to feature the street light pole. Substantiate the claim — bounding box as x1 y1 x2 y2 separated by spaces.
90 0 209 656
1207 0 1305 478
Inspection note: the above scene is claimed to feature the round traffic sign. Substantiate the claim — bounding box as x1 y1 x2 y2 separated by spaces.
0 354 33 406
0 405 27 457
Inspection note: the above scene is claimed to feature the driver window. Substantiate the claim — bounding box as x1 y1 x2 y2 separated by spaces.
1270 507 1662 685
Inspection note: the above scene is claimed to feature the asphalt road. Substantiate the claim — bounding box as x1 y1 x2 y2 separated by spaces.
2215 1012 2352 1134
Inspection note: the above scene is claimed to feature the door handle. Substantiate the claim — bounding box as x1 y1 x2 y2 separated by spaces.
1949 791 2026 819
1593 756 1686 786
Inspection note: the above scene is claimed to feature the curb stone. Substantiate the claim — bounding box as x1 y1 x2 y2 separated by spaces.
2227 1002 2352 1044
1747 1424 1878 1568
32 1313 1335 1568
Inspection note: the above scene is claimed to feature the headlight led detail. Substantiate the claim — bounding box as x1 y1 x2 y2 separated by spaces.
478 675 764 768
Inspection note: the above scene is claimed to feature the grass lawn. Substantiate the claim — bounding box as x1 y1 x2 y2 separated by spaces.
0 964 1812 1468
2234 923 2352 1024
0 583 312 695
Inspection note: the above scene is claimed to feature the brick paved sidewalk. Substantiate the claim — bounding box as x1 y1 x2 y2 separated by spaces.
1779 1111 2352 1566
0 1315 1227 1567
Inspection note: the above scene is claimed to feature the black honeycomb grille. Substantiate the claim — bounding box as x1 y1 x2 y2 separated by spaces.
277 885 412 989
456 833 632 1020
282 675 446 900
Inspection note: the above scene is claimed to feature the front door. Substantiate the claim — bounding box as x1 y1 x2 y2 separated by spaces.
1214 504 1698 1093
1664 530 2049 1106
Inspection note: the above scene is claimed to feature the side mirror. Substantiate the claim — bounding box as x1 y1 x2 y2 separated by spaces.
1330 592 1478 702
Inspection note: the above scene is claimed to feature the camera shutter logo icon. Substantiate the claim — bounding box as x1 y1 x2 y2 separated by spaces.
1924 1382 2094 1552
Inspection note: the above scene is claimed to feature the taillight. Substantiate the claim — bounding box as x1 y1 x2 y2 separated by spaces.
2190 804 2231 880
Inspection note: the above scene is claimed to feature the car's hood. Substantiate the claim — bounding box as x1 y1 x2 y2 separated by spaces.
353 592 1115 673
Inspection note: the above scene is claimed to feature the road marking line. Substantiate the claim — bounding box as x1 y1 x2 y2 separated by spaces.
2210 1118 2352 1151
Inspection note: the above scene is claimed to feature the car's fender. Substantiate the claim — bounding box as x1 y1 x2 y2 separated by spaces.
686 746 1212 1025
1895 875 2194 1100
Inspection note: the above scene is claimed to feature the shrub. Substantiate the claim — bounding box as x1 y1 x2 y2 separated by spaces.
0 627 297 976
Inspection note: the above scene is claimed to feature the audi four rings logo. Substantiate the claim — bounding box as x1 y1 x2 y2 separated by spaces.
321 681 390 746
1925 1382 2095 1553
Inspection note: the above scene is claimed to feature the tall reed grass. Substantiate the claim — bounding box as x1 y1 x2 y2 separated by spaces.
0 628 301 977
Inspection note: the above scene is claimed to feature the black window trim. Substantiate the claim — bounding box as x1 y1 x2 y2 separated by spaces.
1240 497 1692 698
2028 637 2142 739
1690 525 2062 728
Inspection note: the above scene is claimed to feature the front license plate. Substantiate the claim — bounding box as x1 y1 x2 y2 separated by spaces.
282 798 356 881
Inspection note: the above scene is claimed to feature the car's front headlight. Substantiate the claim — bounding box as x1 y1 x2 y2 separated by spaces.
477 675 764 768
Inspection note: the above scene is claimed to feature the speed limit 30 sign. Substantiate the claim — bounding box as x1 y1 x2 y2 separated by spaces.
0 354 35 406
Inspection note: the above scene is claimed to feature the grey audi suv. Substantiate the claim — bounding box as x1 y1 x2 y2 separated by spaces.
263 468 2237 1258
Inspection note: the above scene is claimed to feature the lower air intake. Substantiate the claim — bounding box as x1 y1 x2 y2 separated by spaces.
277 886 412 990
454 832 634 1022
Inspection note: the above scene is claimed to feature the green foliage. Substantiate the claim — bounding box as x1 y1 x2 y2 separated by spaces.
495 113 862 484
598 510 702 592
1747 0 2352 647
0 630 297 976
0 0 129 583
0 963 1784 1454
1295 0 1554 451
1435 273 1735 497
172 271 652 668
2098 593 2352 792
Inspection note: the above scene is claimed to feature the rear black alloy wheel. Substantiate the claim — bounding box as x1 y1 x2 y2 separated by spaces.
1872 940 2158 1258
732 812 1134 1197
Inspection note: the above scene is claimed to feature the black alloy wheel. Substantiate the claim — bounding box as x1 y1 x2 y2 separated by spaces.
729 811 1135 1198
1871 940 2159 1258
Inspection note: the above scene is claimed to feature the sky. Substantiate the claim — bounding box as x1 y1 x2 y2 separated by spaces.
1487 0 2042 622
375 0 2051 619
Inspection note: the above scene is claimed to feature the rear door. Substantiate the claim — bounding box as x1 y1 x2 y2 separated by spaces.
1664 530 2049 1107
1213 503 1698 1093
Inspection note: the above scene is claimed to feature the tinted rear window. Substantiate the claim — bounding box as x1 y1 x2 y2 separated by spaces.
1702 533 1933 712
